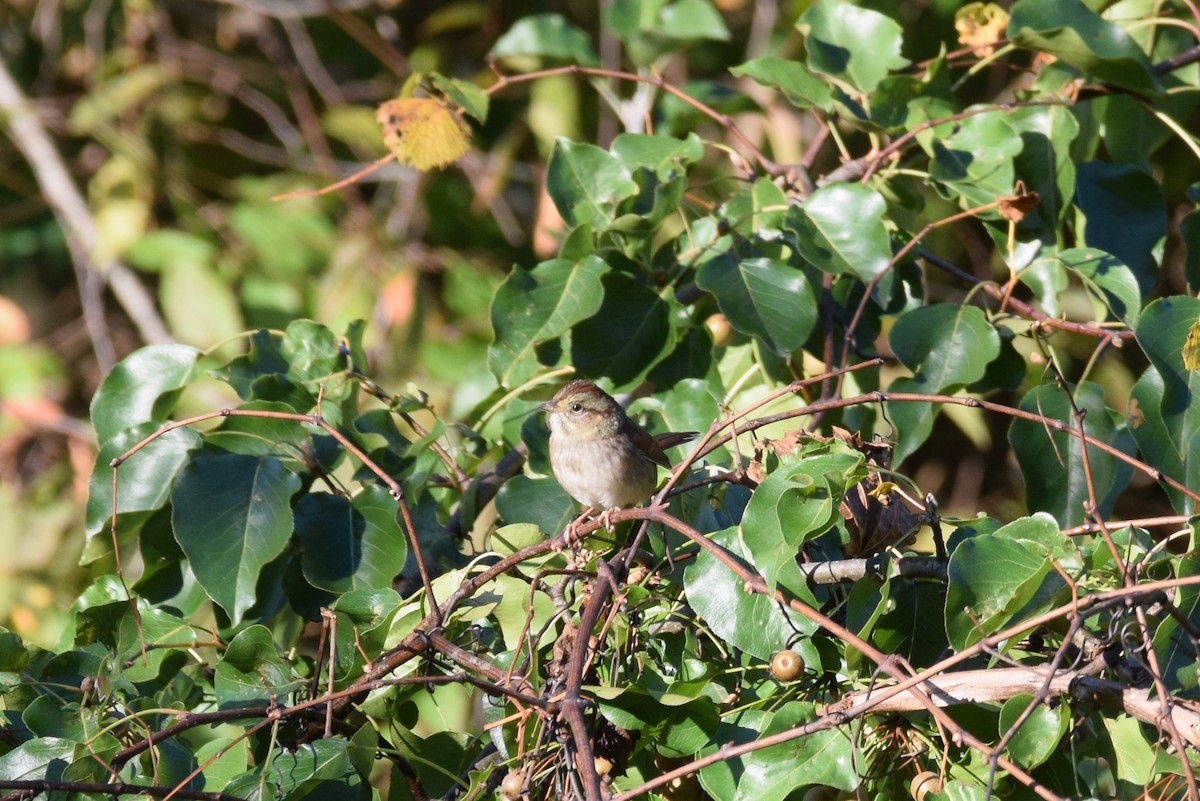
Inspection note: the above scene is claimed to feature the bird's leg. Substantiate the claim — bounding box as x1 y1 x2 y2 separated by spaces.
597 507 618 533
558 507 596 550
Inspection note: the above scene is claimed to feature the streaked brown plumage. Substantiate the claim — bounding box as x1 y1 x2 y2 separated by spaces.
540 379 696 514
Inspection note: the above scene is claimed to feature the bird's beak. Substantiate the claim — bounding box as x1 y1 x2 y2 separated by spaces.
538 400 556 413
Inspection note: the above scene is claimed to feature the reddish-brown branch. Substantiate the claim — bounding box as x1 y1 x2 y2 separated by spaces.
918 248 1136 342
611 504 1200 800
696 390 1200 506
487 62 779 177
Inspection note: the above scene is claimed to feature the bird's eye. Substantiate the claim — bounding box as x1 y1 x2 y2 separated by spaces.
569 402 583 413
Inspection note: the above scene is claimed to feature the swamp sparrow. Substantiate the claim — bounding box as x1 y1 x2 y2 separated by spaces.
540 380 697 521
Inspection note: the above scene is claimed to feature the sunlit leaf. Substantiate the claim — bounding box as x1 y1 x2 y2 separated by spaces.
376 97 471 171
955 2 1008 57
1008 0 1159 95
798 1 909 94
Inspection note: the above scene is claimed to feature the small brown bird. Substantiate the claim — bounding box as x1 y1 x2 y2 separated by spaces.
540 380 697 523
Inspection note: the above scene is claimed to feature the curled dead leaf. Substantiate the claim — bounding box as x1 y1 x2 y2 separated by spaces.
997 190 1040 223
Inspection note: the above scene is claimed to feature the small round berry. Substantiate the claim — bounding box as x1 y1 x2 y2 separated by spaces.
500 770 524 799
910 771 943 800
770 649 804 681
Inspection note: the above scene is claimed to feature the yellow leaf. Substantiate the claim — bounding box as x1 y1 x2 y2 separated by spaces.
1127 398 1145 429
868 481 897 500
954 2 1008 58
1183 318 1200 370
376 97 470 171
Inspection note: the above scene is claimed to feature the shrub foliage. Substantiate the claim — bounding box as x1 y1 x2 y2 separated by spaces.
4 1 1200 800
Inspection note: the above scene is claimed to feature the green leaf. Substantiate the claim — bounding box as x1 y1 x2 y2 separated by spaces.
159 260 243 348
545 139 638 229
332 587 403 628
734 703 861 798
125 229 216 272
1008 104 1080 235
797 1 908 95
204 400 314 464
870 579 949 669
488 256 609 386
172 453 301 623
1132 296 1200 513
929 108 1023 208
1103 714 1157 787
229 192 335 279
1076 162 1165 295
0 628 27 672
695 255 817 354
1096 94 1170 168
491 523 544 556
1009 382 1135 528
487 574 557 650
22 696 105 742
195 739 250 793
870 75 926 130
495 475 575 535
83 424 202 553
887 304 1001 463
69 576 133 647
945 513 1079 650
1000 693 1069 769
1056 248 1141 326
683 528 818 663
731 57 831 111
740 441 864 594
610 132 703 227
1008 0 1160 95
658 0 730 41
639 377 719 443
720 178 786 238
213 320 350 415
90 344 200 442
1152 549 1200 695
117 605 198 683
280 318 345 386
1017 257 1067 317
0 737 76 781
295 486 408 593
1128 367 1194 514
429 73 489 123
491 14 598 66
610 133 704 178
1183 189 1200 292
215 625 304 709
786 183 893 292
571 273 672 385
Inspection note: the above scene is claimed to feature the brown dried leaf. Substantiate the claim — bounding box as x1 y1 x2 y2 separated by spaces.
766 429 804 458
997 190 1040 223
376 97 470 171
841 472 919 557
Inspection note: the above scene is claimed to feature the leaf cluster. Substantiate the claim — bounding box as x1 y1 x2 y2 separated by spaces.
4 1 1200 801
